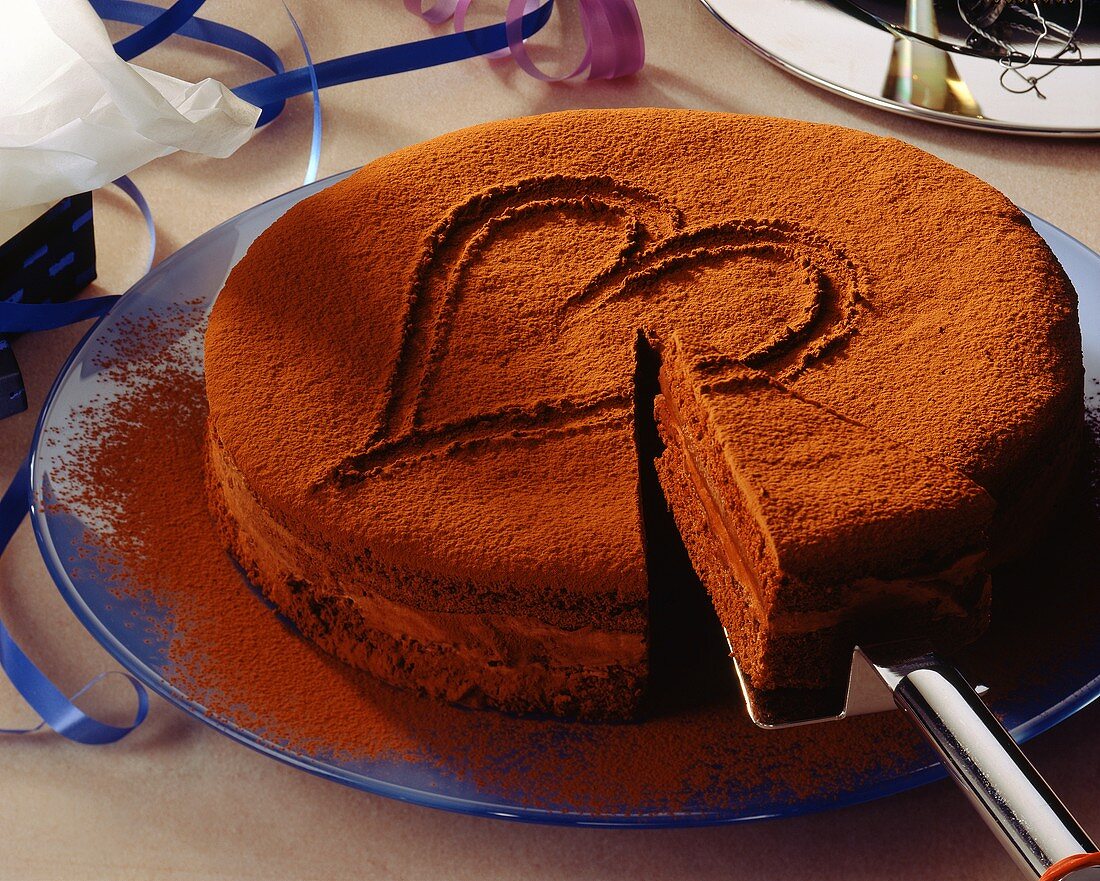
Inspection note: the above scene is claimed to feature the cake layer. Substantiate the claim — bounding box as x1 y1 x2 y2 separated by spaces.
207 429 647 719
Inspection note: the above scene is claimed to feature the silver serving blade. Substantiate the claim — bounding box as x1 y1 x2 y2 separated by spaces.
729 635 1100 878
728 638 988 728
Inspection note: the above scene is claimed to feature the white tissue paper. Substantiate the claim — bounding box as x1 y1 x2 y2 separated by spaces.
0 0 261 240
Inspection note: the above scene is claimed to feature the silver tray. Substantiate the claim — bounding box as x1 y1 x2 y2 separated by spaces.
700 0 1100 136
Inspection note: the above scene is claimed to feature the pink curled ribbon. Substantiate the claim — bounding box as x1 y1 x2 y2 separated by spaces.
404 0 645 80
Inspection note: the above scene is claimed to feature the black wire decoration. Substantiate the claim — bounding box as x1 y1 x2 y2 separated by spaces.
958 0 1085 96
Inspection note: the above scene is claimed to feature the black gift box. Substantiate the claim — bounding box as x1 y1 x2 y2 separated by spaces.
0 193 98 419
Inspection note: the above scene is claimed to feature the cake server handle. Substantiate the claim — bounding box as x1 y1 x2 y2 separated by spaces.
866 649 1100 879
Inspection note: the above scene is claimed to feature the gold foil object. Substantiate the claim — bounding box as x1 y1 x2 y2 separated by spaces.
883 0 983 116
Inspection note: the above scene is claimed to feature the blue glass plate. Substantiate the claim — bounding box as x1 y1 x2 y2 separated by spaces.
27 171 1100 827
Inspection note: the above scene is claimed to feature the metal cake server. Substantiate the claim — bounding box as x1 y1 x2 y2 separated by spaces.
731 638 1100 879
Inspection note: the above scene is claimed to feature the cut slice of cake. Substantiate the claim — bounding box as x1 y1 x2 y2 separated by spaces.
652 335 997 700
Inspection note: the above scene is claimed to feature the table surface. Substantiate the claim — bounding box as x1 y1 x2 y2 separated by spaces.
3 2 1099 878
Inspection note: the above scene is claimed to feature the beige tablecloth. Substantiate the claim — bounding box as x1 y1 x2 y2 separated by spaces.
2 2 1098 878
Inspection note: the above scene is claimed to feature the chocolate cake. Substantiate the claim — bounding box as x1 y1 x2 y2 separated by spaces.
203 109 1082 719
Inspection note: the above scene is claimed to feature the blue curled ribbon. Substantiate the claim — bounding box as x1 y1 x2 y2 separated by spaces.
234 2 555 122
92 0 556 126
0 295 120 334
110 0 210 62
0 0 579 743
91 0 290 122
282 4 322 186
112 175 157 274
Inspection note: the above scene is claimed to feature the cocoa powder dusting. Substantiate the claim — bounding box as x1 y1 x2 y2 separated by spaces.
49 300 1100 821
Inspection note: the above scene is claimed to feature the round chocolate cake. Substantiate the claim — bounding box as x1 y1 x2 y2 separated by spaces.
204 109 1082 719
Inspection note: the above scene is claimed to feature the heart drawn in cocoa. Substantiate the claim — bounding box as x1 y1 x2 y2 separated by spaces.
327 175 870 485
